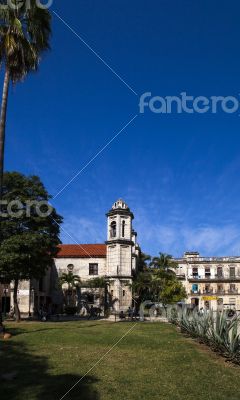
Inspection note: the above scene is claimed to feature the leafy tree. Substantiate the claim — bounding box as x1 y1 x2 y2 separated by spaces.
0 171 62 321
0 1 51 197
86 276 106 289
150 253 187 307
160 279 187 307
132 252 187 311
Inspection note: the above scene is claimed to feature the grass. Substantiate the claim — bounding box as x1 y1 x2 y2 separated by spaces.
1 320 240 400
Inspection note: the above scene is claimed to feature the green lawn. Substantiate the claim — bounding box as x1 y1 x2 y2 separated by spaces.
1 320 240 400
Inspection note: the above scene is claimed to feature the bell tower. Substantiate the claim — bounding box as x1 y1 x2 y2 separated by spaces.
106 199 135 311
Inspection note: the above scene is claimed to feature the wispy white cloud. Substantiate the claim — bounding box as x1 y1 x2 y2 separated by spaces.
138 223 240 257
62 215 105 244
59 200 240 258
133 205 240 257
181 226 240 255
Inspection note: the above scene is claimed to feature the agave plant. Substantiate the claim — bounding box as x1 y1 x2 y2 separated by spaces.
209 312 240 362
227 316 240 363
170 308 240 365
191 310 212 345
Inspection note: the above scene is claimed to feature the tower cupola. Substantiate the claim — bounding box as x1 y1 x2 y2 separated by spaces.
106 198 134 242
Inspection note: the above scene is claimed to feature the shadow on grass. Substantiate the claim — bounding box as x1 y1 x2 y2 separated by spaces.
0 339 99 400
6 321 116 337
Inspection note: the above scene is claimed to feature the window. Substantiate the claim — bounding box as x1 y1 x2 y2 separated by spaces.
67 264 74 272
217 284 224 293
192 284 198 293
89 263 98 275
217 267 223 278
110 221 116 238
205 267 211 278
204 301 210 310
87 294 94 303
122 290 125 297
230 284 236 293
230 267 235 278
122 220 125 237
217 298 223 305
110 290 114 297
192 267 198 278
205 284 212 294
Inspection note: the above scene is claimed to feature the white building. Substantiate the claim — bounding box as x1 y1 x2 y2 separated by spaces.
1 199 140 315
175 252 240 311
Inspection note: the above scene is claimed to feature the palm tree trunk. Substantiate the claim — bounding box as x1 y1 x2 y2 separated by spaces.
0 68 10 323
104 283 108 316
76 285 81 311
13 279 21 322
0 67 10 200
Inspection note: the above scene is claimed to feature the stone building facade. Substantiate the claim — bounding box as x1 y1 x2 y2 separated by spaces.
0 199 140 315
174 252 240 311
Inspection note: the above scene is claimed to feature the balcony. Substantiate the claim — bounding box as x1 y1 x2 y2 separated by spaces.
228 289 238 294
189 288 240 297
215 289 225 295
190 290 201 295
202 289 214 294
188 274 240 282
176 273 186 280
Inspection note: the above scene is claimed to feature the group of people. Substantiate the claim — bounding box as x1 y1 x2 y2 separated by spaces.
87 305 102 319
119 307 138 321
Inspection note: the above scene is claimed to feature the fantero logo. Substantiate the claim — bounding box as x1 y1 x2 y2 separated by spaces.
0 200 53 218
139 92 240 115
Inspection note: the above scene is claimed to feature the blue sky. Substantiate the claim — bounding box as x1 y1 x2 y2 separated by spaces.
3 0 240 256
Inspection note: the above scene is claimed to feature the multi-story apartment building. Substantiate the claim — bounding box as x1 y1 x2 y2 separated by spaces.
175 252 240 311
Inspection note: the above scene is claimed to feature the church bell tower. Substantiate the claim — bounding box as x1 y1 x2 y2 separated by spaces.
106 199 135 311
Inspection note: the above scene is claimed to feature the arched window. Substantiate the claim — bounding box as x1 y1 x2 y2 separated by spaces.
110 221 116 238
122 220 125 237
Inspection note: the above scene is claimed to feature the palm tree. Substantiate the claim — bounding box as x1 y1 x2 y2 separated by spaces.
0 1 51 197
149 253 177 302
86 276 110 315
150 252 178 273
59 272 81 306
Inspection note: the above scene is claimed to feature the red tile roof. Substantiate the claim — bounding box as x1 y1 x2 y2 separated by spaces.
56 244 106 258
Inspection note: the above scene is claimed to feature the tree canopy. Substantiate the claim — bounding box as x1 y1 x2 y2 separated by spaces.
0 0 51 83
0 171 62 320
132 252 187 309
